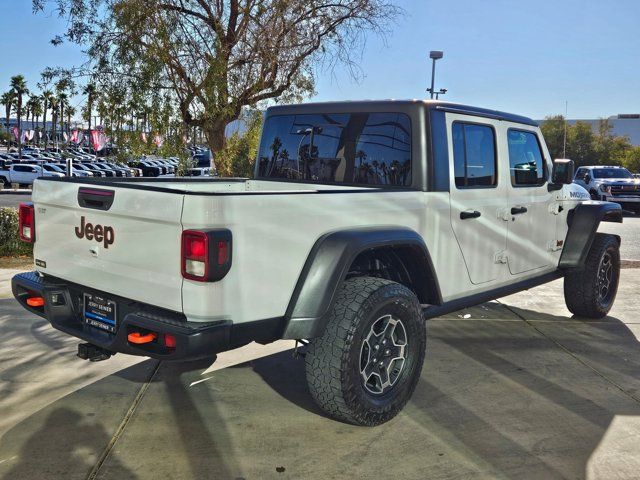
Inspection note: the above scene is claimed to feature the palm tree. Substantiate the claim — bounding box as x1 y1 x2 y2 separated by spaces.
0 91 15 145
83 83 97 131
41 90 53 146
66 105 76 137
30 96 43 141
58 92 68 136
49 97 59 145
10 75 29 158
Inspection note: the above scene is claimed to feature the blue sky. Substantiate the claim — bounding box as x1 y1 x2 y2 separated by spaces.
1 0 639 120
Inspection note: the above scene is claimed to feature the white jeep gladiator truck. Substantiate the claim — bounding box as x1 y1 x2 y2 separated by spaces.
13 100 622 426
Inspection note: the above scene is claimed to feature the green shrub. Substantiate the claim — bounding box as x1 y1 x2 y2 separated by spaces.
0 207 33 257
215 109 263 177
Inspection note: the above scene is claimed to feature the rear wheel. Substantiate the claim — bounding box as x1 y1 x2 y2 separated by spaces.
305 276 426 426
564 233 620 318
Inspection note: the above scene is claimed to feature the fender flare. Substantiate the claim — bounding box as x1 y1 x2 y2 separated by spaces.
281 227 441 339
559 201 622 269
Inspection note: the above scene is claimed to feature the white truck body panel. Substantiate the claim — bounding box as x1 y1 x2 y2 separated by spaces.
32 180 185 313
32 173 579 324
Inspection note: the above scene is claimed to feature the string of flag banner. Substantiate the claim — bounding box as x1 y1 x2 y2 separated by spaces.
10 127 168 151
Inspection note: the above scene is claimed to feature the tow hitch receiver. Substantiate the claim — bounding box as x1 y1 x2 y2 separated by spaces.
78 343 113 362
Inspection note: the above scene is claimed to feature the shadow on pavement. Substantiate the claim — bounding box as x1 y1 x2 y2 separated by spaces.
2 304 640 479
2 408 138 480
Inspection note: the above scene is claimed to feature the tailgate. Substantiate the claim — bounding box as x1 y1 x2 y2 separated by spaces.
32 180 185 313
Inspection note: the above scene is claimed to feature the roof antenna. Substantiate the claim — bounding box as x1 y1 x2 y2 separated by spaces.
563 100 568 158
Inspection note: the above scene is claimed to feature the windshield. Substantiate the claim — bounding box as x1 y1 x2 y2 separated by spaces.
256 112 412 186
593 168 633 179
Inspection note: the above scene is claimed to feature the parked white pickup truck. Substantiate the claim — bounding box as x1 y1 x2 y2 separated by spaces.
574 165 640 213
0 163 64 186
13 100 622 426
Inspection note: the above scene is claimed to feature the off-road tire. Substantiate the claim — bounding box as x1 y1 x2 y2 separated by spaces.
564 233 620 318
305 276 426 426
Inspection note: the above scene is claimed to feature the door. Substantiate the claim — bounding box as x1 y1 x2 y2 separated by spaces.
448 116 508 285
504 128 555 275
11 165 28 183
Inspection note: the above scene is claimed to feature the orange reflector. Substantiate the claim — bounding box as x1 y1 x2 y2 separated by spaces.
26 296 45 307
128 332 157 344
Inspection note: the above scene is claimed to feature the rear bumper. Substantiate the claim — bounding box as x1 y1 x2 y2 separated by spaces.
12 271 238 361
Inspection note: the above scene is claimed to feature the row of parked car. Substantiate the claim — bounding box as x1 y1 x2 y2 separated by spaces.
0 147 186 186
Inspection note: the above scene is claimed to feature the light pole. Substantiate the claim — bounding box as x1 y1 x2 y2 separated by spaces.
435 88 447 100
428 50 444 99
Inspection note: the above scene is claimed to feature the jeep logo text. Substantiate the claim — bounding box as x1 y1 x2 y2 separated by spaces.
75 216 115 249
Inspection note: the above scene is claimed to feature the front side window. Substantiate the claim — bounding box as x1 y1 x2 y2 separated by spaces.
452 122 497 188
507 129 547 186
256 112 412 186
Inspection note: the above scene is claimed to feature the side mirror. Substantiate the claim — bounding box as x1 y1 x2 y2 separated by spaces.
551 158 575 185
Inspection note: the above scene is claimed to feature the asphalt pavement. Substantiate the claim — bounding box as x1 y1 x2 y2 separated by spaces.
1 269 639 479
0 191 31 208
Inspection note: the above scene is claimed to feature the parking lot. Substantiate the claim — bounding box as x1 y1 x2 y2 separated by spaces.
1 266 639 479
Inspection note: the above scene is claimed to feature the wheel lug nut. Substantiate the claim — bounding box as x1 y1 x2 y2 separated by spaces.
374 345 379 350
385 349 390 355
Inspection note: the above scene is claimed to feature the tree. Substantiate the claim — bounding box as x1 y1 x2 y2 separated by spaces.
10 75 29 158
540 115 632 167
621 146 640 173
35 0 401 169
566 121 596 166
83 82 97 131
49 96 59 144
30 96 43 139
57 91 68 136
216 109 263 176
0 91 15 145
66 105 76 135
41 90 54 146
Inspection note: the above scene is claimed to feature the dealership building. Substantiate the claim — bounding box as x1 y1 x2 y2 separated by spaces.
565 114 640 145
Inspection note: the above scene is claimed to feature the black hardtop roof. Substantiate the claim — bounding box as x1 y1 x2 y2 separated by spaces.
266 100 538 127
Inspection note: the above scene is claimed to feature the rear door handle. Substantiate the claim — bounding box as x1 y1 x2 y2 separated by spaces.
511 206 528 215
460 210 481 220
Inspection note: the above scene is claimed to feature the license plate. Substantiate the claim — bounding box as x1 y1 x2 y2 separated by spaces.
83 293 117 333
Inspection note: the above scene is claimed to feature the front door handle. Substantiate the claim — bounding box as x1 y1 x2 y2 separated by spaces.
511 206 528 215
460 210 481 220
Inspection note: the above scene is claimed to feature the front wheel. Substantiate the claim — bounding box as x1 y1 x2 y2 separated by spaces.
305 277 426 426
564 233 620 318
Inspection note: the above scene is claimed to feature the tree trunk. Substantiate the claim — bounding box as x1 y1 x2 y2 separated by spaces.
204 123 226 172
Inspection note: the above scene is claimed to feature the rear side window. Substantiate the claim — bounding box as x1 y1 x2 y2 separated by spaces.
256 112 412 187
507 129 547 186
452 122 497 188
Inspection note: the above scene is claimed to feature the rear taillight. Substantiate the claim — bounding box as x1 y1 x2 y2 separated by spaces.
182 231 208 280
18 203 35 243
181 229 232 282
